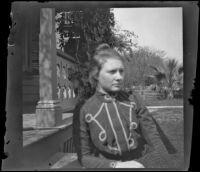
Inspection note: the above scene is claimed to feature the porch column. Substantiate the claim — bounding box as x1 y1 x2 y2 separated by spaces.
36 8 62 127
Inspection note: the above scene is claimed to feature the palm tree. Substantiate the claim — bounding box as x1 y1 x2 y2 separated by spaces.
174 65 183 97
150 58 179 99
165 59 178 98
149 65 166 85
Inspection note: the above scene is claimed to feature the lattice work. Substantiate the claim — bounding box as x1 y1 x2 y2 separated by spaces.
62 137 75 153
56 50 79 111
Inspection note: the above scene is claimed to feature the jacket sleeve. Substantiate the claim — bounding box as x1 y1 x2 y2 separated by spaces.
132 93 172 167
75 105 117 168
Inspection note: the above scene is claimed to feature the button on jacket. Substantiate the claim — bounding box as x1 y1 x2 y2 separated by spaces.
73 91 175 168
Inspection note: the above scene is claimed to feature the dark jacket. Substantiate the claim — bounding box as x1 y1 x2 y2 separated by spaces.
73 91 175 168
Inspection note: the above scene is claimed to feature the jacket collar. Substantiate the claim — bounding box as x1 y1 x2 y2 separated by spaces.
95 90 119 103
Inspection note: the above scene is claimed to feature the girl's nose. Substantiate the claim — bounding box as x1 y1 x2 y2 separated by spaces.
115 71 123 80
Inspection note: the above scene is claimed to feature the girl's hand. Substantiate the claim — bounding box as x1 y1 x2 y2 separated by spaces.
115 160 145 168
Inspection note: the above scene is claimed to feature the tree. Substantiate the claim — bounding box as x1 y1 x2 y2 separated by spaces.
124 46 166 87
56 8 115 62
55 8 138 99
178 65 183 75
165 59 178 98
111 23 138 54
56 8 138 62
150 58 181 99
174 64 183 97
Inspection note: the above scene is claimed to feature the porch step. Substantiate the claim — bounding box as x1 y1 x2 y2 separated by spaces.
40 152 83 170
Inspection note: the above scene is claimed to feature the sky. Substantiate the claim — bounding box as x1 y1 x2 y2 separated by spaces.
113 8 183 64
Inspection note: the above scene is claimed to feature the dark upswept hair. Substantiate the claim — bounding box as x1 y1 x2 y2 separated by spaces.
89 43 125 88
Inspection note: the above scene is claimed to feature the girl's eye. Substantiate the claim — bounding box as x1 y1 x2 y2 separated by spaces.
109 70 116 74
108 69 124 74
119 69 124 74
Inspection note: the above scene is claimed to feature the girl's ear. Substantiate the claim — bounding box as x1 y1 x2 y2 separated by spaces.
90 67 99 79
94 72 99 80
89 67 99 87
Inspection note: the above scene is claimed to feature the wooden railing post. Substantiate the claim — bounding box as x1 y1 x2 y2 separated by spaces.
35 8 62 127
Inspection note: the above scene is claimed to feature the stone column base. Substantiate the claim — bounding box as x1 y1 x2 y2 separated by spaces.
35 100 62 128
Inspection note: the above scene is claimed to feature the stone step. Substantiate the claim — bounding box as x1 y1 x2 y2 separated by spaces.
40 152 83 170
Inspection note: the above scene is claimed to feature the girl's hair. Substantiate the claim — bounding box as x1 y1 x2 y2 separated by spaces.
89 43 124 87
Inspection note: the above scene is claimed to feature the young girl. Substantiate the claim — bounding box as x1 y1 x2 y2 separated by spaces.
73 44 175 168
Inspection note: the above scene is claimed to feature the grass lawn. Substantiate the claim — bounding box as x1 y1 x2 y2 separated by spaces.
152 108 184 168
145 98 183 106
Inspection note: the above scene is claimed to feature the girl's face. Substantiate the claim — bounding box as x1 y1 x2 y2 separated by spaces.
97 58 125 94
